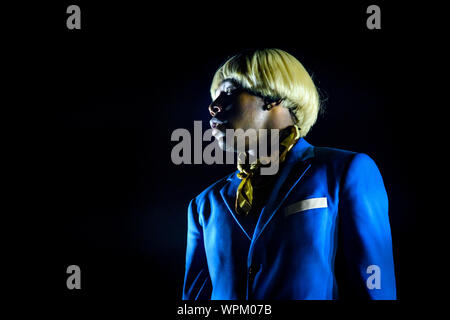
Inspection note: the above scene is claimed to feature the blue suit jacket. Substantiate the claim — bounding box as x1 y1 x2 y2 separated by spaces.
182 139 396 300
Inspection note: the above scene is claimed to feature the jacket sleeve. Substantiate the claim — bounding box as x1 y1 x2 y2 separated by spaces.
337 153 397 299
182 198 212 300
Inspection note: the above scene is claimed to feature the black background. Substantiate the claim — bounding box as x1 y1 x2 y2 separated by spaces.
13 0 439 316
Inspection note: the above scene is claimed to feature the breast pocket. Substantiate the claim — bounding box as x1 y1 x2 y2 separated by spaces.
284 197 328 216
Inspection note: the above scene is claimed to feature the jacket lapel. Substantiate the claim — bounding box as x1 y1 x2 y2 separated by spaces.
220 172 252 240
219 138 315 242
251 138 314 242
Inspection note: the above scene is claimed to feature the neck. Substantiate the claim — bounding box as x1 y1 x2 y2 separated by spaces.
240 125 298 165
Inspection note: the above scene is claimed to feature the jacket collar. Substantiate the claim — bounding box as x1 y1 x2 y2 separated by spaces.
220 138 315 241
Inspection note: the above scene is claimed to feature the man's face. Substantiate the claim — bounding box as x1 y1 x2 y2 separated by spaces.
209 79 270 152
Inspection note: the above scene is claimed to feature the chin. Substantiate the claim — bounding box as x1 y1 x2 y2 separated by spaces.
215 136 234 153
217 139 232 152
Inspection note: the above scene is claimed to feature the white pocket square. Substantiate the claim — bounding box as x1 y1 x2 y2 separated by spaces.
285 197 328 216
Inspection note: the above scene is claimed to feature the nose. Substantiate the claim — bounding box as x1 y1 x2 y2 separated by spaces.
208 103 222 117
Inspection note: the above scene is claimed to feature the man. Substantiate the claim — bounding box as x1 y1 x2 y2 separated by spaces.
182 48 396 300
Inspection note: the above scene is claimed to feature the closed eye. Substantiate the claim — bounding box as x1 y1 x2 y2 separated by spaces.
224 85 242 96
214 79 242 99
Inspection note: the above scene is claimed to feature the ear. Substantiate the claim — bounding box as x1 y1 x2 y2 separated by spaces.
264 99 283 111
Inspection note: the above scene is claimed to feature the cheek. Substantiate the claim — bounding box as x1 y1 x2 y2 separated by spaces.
232 95 261 127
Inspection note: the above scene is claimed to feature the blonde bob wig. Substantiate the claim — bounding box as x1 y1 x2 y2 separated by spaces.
210 48 320 137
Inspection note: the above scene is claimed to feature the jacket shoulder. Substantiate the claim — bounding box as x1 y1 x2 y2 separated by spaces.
313 145 357 166
313 146 383 186
314 146 379 168
312 145 379 178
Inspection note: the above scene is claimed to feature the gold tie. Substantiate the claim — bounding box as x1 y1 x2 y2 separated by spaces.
235 125 301 216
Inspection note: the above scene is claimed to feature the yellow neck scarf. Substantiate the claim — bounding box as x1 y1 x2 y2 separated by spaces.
235 125 301 216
